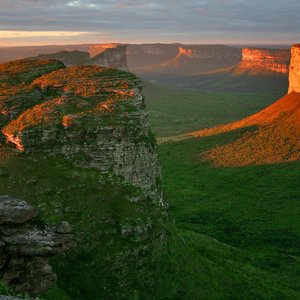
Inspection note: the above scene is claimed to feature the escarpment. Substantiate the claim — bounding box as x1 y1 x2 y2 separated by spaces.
0 59 168 299
1 64 162 202
235 48 290 75
34 44 128 70
90 44 128 70
0 196 72 296
288 44 300 93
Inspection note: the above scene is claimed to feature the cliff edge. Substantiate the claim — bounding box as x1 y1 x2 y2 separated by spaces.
0 58 168 299
233 48 290 75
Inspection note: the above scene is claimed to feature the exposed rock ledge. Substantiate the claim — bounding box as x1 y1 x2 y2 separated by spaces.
0 196 72 296
237 48 290 74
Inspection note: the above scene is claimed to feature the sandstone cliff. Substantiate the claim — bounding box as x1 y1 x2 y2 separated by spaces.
89 43 128 70
234 48 290 75
288 44 300 93
33 44 128 70
1 64 162 202
0 196 72 296
0 59 168 299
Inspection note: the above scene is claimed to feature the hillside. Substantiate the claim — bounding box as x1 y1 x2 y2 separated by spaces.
161 45 300 167
204 93 300 166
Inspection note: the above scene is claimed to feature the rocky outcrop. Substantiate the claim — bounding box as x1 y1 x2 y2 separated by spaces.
1 61 164 204
0 59 168 299
89 44 128 70
237 48 290 74
0 196 72 296
288 44 300 93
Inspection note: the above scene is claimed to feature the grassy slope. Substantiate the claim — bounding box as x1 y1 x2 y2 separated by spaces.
143 81 280 137
144 83 300 299
158 131 300 299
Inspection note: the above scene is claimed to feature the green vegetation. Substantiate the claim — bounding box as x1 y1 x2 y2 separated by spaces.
158 131 300 298
143 82 300 298
0 145 169 300
143 81 279 137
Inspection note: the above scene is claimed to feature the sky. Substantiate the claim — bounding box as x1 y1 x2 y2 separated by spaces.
0 0 300 46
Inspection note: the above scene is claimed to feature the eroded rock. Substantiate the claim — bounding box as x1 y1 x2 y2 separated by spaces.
0 196 72 296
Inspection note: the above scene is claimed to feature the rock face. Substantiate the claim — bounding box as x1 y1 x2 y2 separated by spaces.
0 196 72 296
89 44 128 70
288 44 300 93
1 63 163 203
32 44 128 70
0 59 168 299
175 45 241 61
126 44 180 69
237 48 290 74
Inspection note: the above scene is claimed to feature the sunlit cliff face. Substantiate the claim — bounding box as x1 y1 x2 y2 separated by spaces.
240 48 290 74
89 43 120 58
288 45 300 93
178 47 194 57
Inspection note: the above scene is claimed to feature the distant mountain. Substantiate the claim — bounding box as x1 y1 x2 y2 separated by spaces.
161 47 290 95
29 44 128 70
131 44 242 79
0 44 90 63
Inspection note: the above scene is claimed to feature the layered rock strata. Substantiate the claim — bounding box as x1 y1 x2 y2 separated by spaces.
0 59 168 299
89 44 128 70
0 196 72 296
1 60 164 204
238 48 290 74
288 44 300 93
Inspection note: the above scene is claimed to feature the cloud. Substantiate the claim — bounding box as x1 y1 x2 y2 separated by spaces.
0 0 299 44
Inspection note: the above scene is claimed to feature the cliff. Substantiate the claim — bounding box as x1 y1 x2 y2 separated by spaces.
235 48 290 75
175 45 241 61
126 44 180 69
0 196 72 296
89 43 128 70
1 64 161 200
288 45 300 93
0 59 168 299
33 44 128 70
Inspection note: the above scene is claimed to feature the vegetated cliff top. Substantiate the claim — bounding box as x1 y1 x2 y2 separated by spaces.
1 61 140 151
0 58 167 300
0 59 65 84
